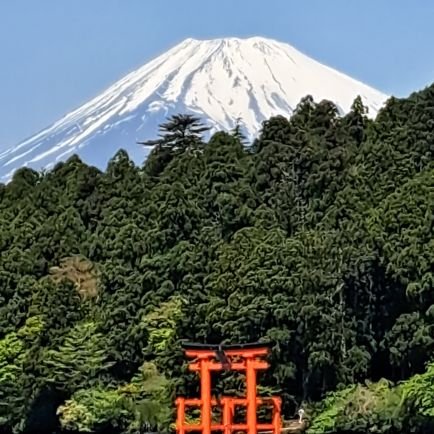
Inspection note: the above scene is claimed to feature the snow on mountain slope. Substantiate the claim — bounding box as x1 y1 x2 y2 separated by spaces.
0 36 388 183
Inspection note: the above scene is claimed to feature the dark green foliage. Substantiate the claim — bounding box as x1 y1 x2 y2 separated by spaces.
1 85 434 433
140 114 210 178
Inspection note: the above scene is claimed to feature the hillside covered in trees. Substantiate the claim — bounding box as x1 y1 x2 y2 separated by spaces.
0 85 433 434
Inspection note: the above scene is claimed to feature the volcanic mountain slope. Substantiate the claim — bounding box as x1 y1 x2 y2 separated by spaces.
0 36 388 182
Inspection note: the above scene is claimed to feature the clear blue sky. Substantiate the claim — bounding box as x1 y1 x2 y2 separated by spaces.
1 0 433 147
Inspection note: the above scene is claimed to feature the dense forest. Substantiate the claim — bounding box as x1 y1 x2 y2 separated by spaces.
0 84 433 434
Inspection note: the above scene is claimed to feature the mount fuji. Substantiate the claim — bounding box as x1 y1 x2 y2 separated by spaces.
0 36 388 183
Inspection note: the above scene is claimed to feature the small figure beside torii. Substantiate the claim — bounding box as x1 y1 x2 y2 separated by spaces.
298 408 305 423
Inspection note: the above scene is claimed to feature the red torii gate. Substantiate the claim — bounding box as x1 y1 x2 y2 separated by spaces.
176 342 282 434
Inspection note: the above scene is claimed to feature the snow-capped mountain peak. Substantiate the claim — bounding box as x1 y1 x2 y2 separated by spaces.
0 36 388 182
